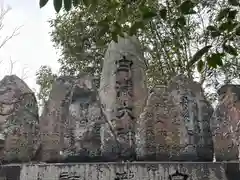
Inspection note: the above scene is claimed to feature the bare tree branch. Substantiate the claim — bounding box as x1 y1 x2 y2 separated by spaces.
0 3 22 50
20 66 30 80
8 57 16 75
0 26 22 49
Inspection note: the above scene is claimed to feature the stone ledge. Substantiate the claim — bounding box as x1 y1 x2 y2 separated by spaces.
0 162 239 180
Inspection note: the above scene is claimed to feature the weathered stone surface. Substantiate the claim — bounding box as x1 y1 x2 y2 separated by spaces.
0 75 39 162
67 76 102 159
211 85 240 161
137 75 214 161
99 35 148 160
16 162 234 180
40 74 102 162
136 85 178 160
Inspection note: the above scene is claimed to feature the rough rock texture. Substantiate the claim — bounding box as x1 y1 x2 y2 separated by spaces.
40 74 102 162
67 76 102 159
211 85 240 161
18 162 232 180
0 75 39 162
99 36 148 160
136 85 177 160
137 75 214 161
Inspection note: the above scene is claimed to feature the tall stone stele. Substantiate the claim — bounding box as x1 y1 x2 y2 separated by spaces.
137 75 214 161
211 84 240 161
0 75 39 162
40 74 102 162
99 35 148 160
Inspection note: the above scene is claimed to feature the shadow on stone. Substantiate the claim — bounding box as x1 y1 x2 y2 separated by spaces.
0 165 21 180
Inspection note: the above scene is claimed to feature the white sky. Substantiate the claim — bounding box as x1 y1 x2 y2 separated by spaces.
0 0 60 93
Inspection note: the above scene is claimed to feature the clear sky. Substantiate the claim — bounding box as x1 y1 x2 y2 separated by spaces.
0 0 60 93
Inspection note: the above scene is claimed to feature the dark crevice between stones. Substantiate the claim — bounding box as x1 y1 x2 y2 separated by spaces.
225 163 240 180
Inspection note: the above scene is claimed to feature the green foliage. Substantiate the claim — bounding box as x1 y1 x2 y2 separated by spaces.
49 5 111 80
36 66 57 106
37 0 240 104
187 45 212 69
39 0 49 8
39 0 240 71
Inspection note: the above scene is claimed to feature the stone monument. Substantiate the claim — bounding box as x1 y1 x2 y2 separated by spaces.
0 36 238 180
0 75 39 162
211 84 240 161
99 35 148 160
40 74 102 162
136 75 214 161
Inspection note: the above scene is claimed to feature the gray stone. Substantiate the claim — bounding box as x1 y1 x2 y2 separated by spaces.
137 75 214 161
99 35 148 160
211 84 240 161
68 76 102 158
40 76 74 162
0 75 39 162
18 162 233 180
40 74 102 162
167 75 214 161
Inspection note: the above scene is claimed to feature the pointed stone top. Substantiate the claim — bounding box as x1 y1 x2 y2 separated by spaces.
217 84 240 95
0 75 32 93
106 35 145 63
168 74 203 93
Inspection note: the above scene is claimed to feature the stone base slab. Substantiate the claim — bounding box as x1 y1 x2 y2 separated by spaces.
0 162 239 180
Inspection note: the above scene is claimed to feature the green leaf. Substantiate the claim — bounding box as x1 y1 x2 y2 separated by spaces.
176 16 186 26
129 21 144 36
187 45 212 69
141 7 157 20
112 22 124 37
97 24 109 37
159 8 167 20
175 0 181 5
228 0 239 6
83 0 90 7
207 25 218 31
206 56 217 68
197 60 204 72
64 0 72 11
39 0 49 8
112 32 118 43
228 10 238 20
207 53 224 68
217 8 230 21
206 25 221 37
236 25 240 35
98 16 112 26
219 21 238 32
87 0 98 12
219 22 229 31
54 0 62 12
179 0 196 15
223 44 238 56
211 31 221 38
96 39 106 47
72 0 80 7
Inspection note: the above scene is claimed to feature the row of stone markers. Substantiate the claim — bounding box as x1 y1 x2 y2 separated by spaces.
0 36 239 163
